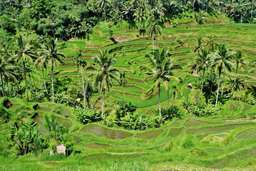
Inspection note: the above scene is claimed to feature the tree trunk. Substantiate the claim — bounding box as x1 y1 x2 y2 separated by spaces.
236 62 239 73
81 71 86 111
215 76 221 106
158 84 161 116
86 97 90 109
101 92 105 118
0 73 5 96
23 61 29 101
42 69 47 93
51 58 55 103
152 34 155 52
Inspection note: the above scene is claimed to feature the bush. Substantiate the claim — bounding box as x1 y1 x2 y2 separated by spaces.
10 120 48 155
76 108 102 125
195 13 205 25
161 105 183 121
120 112 153 130
45 115 68 142
184 102 218 117
115 101 137 126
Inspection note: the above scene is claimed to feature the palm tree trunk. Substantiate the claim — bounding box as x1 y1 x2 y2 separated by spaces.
0 73 5 96
22 61 29 101
158 84 161 116
236 62 239 73
51 58 55 103
215 76 221 106
86 97 90 109
42 69 47 93
101 92 105 118
81 71 86 111
152 34 155 52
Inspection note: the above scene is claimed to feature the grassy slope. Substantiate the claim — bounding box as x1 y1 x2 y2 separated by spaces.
0 99 256 170
61 22 256 113
1 23 256 170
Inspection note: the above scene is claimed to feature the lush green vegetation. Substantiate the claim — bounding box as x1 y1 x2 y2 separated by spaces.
1 0 256 170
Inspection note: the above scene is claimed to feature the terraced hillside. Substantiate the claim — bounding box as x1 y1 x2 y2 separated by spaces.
0 99 256 170
61 22 256 112
1 23 256 171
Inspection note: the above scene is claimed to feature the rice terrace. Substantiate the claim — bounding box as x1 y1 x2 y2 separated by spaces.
0 0 256 170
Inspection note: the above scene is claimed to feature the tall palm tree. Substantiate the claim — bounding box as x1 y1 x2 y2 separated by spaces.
193 49 211 77
16 35 36 100
87 50 120 117
79 59 93 109
228 77 245 92
134 0 149 37
36 38 64 103
96 0 111 20
233 50 245 73
0 54 18 96
145 48 180 115
147 20 162 51
211 44 233 105
83 80 94 109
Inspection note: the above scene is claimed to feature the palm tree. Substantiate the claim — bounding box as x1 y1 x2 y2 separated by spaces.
87 50 120 117
211 44 233 105
193 49 211 77
75 50 82 72
145 48 179 115
233 50 245 73
134 0 149 37
79 59 93 109
37 38 64 102
147 20 162 51
16 35 36 100
228 77 245 92
83 80 94 109
0 55 18 96
96 0 111 20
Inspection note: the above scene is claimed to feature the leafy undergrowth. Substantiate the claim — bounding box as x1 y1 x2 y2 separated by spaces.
0 98 256 170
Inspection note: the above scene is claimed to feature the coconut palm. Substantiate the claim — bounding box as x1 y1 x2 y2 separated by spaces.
16 35 37 100
83 80 94 109
96 0 111 20
233 50 245 73
228 77 245 91
0 55 18 96
193 49 211 77
36 38 64 102
75 50 82 72
211 44 234 105
79 59 93 109
145 48 180 115
147 20 162 50
87 50 120 117
134 0 150 37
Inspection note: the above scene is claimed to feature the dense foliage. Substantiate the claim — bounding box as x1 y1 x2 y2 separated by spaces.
0 0 256 160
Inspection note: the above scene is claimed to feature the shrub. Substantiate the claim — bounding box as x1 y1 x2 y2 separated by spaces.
118 112 154 130
184 102 218 117
115 101 137 126
195 13 205 25
10 120 48 155
182 137 195 149
161 105 183 121
76 108 102 125
45 115 68 142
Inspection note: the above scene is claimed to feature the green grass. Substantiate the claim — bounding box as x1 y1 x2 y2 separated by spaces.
1 22 256 170
1 98 256 170
57 22 256 114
